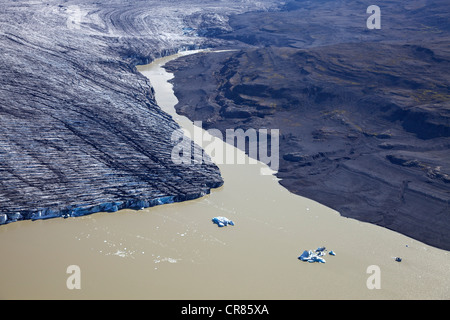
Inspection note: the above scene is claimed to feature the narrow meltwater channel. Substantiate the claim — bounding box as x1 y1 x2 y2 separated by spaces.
0 51 448 300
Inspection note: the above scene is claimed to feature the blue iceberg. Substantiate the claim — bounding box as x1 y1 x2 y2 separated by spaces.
212 216 235 227
298 246 335 263
298 250 326 263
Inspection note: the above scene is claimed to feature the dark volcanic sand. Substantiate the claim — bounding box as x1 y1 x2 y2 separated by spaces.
165 0 450 250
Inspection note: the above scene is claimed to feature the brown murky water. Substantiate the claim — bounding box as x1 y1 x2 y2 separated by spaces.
0 51 449 300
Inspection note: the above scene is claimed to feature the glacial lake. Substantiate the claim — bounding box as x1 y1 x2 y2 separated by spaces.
0 51 448 299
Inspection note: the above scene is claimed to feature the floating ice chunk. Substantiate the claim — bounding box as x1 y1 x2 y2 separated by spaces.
212 216 235 227
309 256 326 263
298 250 325 263
298 246 335 263
299 250 311 261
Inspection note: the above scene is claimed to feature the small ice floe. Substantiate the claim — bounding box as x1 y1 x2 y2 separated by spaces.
212 216 235 227
298 246 335 264
298 250 326 263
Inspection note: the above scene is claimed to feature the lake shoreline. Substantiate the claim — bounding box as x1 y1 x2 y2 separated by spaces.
164 47 450 251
